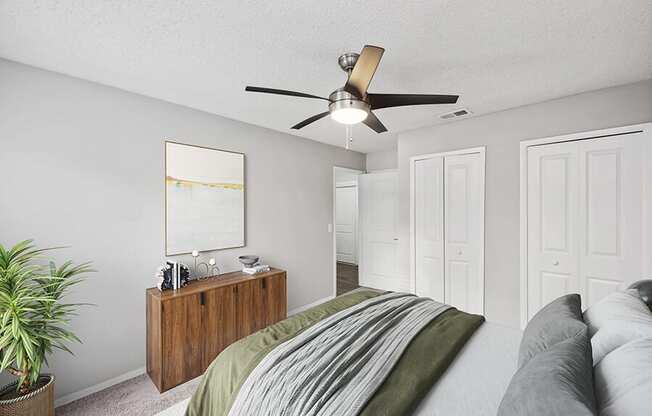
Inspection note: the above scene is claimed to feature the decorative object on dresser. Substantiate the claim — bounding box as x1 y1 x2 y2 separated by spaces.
165 141 245 256
237 255 259 268
146 268 287 392
0 240 93 416
154 262 190 291
191 250 220 280
237 255 270 274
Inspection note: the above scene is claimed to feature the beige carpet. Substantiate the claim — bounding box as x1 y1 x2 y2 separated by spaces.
55 374 200 416
155 398 189 416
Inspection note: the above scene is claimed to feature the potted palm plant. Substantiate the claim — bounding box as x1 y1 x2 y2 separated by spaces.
0 240 92 416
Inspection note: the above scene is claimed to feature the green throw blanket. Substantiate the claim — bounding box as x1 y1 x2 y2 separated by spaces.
187 290 484 416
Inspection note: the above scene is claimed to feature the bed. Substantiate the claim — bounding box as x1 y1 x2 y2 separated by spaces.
179 282 652 415
185 289 522 416
414 320 520 415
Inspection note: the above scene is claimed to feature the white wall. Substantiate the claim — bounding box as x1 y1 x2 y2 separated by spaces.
398 79 652 328
333 167 360 184
365 148 397 171
0 59 365 400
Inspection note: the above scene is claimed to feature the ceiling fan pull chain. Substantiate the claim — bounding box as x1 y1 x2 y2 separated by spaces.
345 125 353 150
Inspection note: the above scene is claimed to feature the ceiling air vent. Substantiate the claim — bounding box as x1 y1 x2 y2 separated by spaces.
440 108 471 120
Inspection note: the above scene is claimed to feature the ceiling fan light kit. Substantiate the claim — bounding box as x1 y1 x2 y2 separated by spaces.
245 45 459 148
329 89 369 125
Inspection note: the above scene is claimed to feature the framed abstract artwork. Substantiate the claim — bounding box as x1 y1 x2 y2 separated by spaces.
165 141 245 255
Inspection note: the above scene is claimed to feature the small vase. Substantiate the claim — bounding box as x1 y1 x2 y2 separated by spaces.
0 374 54 416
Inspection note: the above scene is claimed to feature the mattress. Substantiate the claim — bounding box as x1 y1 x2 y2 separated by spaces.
414 321 522 416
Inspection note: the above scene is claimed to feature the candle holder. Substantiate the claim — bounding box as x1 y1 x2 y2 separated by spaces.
191 250 221 280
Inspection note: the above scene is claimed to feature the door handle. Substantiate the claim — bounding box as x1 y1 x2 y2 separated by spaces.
553 261 559 266
200 292 205 306
457 250 463 255
393 238 399 241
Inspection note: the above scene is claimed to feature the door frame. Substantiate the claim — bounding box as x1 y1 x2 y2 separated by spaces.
333 166 364 298
519 122 652 329
409 146 486 311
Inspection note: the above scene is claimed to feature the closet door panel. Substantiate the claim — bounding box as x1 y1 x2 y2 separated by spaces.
444 153 483 314
527 141 579 320
448 260 470 309
579 135 644 307
414 157 445 302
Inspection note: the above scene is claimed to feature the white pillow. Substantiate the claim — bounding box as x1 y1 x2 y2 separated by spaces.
594 337 652 416
591 320 652 364
583 290 650 337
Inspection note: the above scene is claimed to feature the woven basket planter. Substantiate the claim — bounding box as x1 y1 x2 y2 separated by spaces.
0 375 54 416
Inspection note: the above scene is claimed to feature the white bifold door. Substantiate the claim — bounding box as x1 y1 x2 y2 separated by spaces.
526 133 646 319
414 150 485 314
358 170 406 292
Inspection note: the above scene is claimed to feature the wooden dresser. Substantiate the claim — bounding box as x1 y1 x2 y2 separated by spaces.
146 268 287 392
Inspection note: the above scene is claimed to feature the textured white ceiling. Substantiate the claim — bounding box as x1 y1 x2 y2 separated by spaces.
1 1 651 153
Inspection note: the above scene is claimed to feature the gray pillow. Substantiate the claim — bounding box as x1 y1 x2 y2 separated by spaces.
498 328 596 416
518 293 586 368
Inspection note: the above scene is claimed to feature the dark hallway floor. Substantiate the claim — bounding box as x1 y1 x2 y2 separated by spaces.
336 262 359 296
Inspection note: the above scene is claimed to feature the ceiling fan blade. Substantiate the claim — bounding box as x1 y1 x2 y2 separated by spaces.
362 111 388 133
343 45 385 98
245 86 329 101
367 93 459 110
291 111 331 130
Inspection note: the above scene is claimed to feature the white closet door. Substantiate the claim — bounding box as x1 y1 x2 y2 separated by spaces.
359 171 403 291
527 141 580 320
415 157 445 302
527 133 646 319
444 153 484 314
335 185 357 264
578 135 644 308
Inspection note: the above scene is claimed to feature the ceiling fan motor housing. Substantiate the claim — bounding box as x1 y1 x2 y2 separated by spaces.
328 88 369 124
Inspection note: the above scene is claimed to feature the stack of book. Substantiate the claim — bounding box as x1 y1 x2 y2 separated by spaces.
242 264 270 275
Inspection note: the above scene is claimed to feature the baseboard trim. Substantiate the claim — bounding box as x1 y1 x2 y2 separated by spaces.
288 295 334 316
54 366 146 408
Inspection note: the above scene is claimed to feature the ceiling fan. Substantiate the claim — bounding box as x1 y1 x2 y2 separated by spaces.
244 45 459 134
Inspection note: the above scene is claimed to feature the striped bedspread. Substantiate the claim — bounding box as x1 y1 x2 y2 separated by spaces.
186 290 484 416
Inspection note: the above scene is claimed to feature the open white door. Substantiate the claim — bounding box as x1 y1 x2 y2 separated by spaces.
358 171 404 292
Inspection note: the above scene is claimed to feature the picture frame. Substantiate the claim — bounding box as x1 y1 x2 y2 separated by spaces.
165 140 245 255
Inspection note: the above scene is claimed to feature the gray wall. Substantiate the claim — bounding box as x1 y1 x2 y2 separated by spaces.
365 149 397 171
0 59 365 399
397 79 652 328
